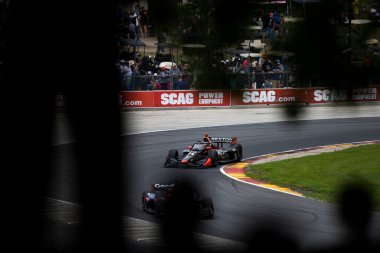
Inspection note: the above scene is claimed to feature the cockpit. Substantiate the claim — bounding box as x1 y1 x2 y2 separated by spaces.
192 143 207 151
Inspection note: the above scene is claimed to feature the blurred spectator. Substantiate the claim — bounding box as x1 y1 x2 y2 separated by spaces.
272 59 284 88
169 65 182 90
262 58 273 73
273 11 281 37
176 78 185 90
129 5 140 39
159 68 170 90
139 6 149 38
254 64 266 89
262 12 273 40
146 71 159 90
242 58 250 73
129 60 140 90
119 60 132 90
128 20 137 39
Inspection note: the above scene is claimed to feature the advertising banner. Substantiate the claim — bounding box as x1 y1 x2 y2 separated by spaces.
153 90 230 107
351 87 379 102
119 91 154 108
307 88 349 103
231 88 307 105
62 87 380 109
307 87 380 103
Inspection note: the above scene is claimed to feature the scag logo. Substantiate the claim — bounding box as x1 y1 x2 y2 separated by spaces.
161 93 194 105
242 91 276 103
314 89 347 102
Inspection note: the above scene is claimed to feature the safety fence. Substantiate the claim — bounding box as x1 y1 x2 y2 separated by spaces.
119 71 296 91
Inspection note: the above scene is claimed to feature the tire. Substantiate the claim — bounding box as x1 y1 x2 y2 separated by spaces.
168 149 178 160
164 149 179 167
142 192 146 210
207 149 218 167
236 144 243 162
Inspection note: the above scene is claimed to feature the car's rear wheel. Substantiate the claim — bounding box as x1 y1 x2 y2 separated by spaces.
142 193 146 210
236 144 243 162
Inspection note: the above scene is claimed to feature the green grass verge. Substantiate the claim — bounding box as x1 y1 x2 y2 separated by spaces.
245 144 380 211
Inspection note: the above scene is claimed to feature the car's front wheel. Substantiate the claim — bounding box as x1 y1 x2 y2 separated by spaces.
208 149 218 167
164 149 179 167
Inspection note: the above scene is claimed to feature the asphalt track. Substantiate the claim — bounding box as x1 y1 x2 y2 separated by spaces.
51 105 380 251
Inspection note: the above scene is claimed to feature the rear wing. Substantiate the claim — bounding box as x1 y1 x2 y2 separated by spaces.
209 137 237 144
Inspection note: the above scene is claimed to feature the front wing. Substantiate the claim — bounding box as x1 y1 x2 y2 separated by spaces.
164 156 211 168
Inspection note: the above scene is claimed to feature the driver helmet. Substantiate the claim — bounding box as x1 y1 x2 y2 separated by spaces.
203 132 210 142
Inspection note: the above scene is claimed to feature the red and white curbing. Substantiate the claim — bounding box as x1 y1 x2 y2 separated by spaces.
220 140 380 198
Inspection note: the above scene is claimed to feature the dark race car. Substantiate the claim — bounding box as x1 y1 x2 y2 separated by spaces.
164 133 243 168
141 182 214 218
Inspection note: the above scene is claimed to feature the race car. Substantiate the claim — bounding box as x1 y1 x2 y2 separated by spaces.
141 182 214 218
164 133 243 168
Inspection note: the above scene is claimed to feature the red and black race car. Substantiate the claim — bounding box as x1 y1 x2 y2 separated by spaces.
164 133 243 168
142 182 214 218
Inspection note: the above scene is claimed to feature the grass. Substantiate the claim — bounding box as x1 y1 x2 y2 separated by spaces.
245 144 380 211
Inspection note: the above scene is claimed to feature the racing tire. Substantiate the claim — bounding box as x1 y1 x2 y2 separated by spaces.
236 144 243 162
164 149 179 167
142 192 147 210
207 150 218 167
202 198 214 218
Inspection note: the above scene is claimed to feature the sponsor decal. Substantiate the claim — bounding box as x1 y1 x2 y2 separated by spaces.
124 100 143 106
119 87 378 108
313 89 347 102
161 93 194 105
232 89 305 105
198 92 224 105
120 91 154 107
242 90 276 103
352 88 377 100
210 137 233 142
154 183 175 189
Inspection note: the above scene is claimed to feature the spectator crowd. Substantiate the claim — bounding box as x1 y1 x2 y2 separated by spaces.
115 0 380 91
